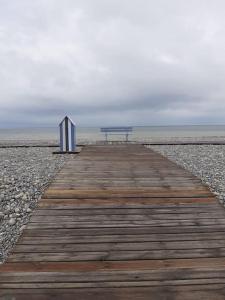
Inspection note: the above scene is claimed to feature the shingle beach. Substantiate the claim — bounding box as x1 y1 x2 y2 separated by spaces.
0 147 66 262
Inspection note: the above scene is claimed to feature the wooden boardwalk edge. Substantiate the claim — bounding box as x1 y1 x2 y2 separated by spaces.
1 144 225 300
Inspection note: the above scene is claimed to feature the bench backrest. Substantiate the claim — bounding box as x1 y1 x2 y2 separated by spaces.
100 127 133 133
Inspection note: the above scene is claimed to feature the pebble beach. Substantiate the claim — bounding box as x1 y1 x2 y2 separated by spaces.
0 147 66 262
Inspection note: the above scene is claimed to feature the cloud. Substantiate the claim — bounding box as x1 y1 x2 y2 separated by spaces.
0 0 225 126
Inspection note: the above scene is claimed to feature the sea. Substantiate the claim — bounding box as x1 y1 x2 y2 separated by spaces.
0 125 225 144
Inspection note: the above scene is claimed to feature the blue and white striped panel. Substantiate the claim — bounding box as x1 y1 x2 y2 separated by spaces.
59 117 76 152
68 121 76 151
60 120 66 151
71 123 75 151
60 122 64 151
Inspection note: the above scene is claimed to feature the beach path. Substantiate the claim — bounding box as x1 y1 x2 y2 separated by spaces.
1 144 225 299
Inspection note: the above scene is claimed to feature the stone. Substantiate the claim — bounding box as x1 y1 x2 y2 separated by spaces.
22 195 27 201
8 218 16 226
15 193 23 199
19 225 26 231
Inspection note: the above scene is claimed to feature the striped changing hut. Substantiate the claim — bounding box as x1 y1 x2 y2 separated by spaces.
59 116 76 152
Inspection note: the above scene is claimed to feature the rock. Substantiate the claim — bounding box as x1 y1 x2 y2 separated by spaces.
22 194 27 201
219 198 224 204
19 225 26 231
15 193 23 199
4 209 10 215
26 208 32 213
0 212 4 220
8 218 16 226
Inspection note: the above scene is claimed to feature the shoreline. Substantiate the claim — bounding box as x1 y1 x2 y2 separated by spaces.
0 136 225 147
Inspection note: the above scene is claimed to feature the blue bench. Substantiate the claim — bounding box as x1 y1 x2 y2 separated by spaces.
100 127 133 142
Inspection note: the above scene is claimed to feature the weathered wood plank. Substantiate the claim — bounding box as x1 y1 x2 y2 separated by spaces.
1 286 225 300
17 232 225 244
13 239 225 252
38 197 217 209
3 268 225 285
19 225 225 237
44 189 212 199
2 278 225 288
20 225 225 236
3 257 225 272
25 218 225 229
30 212 225 222
33 206 222 215
8 248 225 262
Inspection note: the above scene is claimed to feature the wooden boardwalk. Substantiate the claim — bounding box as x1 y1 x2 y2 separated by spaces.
1 144 225 299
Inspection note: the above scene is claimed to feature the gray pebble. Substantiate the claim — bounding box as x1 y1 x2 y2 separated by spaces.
19 225 26 231
8 218 16 226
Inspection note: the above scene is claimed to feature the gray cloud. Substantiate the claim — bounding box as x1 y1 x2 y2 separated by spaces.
0 0 225 126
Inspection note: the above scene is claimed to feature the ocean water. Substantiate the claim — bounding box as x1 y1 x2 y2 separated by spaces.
0 125 225 143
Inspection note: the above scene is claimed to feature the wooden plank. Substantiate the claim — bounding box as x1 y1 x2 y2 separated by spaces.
13 239 225 252
38 197 217 209
20 225 225 236
8 248 225 262
43 191 214 198
3 257 225 272
18 232 225 244
1 286 225 300
3 267 225 282
3 278 225 288
25 218 225 229
33 206 223 215
29 213 225 222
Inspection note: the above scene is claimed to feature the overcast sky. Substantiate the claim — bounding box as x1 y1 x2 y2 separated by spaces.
1 0 225 127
